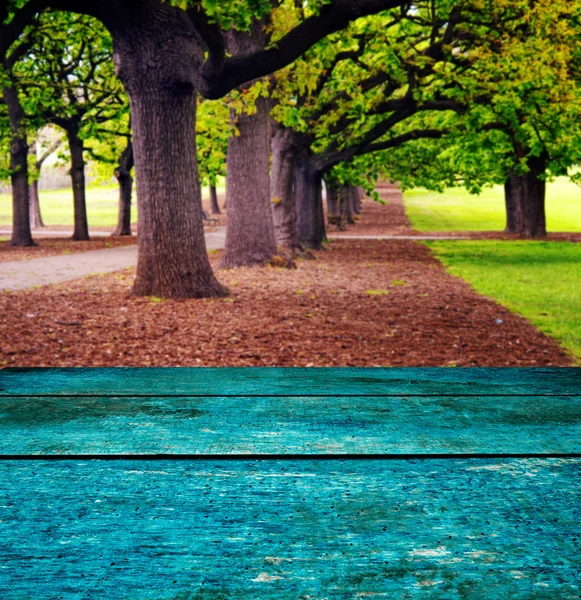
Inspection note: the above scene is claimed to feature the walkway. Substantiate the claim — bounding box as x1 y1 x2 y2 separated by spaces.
0 229 226 291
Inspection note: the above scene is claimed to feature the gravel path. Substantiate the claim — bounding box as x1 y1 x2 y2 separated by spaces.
0 229 226 291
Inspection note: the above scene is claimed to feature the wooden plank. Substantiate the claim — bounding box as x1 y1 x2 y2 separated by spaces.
1 367 581 396
0 459 579 598
1 394 580 455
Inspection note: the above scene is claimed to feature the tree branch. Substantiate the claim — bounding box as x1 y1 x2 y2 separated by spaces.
200 0 410 98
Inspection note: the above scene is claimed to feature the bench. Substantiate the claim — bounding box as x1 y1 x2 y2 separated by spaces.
0 367 579 597
202 210 220 227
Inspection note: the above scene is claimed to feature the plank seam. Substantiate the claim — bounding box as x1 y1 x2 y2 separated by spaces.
0 453 579 461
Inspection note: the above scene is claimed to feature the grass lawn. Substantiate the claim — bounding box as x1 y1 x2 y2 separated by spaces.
0 184 225 228
427 240 581 364
405 177 581 232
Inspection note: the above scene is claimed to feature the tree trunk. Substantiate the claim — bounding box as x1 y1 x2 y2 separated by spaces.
126 84 227 297
220 97 275 267
65 124 90 241
326 182 345 230
209 184 221 215
112 138 134 236
296 152 325 250
504 156 547 238
107 5 228 299
353 185 364 215
340 185 355 225
271 125 302 253
29 179 44 228
220 23 276 268
3 84 35 246
504 175 525 234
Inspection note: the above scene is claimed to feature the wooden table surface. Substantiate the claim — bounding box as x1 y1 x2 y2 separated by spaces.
0 368 580 598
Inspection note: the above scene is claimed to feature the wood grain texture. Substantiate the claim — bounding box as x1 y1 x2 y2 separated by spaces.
0 459 579 599
1 367 580 597
1 367 581 396
1 395 580 455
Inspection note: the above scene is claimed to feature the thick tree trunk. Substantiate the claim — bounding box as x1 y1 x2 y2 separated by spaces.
296 153 325 250
220 24 276 268
271 125 302 253
209 184 221 215
3 85 34 246
108 5 227 299
112 138 134 236
220 96 276 267
29 179 44 228
65 125 90 241
504 156 547 238
340 185 355 225
127 85 227 297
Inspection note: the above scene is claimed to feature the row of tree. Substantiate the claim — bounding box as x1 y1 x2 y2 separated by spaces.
1 0 580 299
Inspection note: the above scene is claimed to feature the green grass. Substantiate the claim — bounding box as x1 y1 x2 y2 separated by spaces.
404 177 581 232
0 183 225 228
427 240 581 363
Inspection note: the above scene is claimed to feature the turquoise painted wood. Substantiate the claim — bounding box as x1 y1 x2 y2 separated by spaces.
0 459 579 599
1 394 580 454
0 368 580 598
1 367 581 396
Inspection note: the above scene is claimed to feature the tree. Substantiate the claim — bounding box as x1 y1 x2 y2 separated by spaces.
366 0 581 238
29 131 62 228
0 15 38 246
196 98 229 215
269 5 460 249
2 0 411 298
14 11 128 240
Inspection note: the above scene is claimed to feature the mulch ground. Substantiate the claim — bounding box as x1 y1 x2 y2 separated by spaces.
0 190 572 367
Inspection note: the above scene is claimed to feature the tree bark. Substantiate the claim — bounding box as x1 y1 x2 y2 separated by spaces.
354 186 363 214
340 185 355 225
112 138 134 236
326 181 345 230
209 184 221 215
29 179 44 228
105 4 228 298
65 124 90 241
271 125 303 253
220 24 276 268
504 156 547 238
3 84 35 246
127 84 227 297
296 151 325 250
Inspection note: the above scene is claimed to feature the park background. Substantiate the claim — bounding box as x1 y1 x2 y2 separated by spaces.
1 0 580 368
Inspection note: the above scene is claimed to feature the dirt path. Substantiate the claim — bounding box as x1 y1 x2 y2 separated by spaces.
0 187 571 366
0 229 225 291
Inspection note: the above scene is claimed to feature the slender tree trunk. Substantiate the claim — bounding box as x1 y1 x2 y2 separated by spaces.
504 156 547 238
354 186 363 214
296 152 325 250
29 179 44 228
65 124 90 241
271 125 302 253
209 184 221 215
112 138 134 236
340 185 355 224
3 84 34 246
220 24 276 268
326 181 344 229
